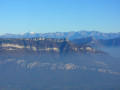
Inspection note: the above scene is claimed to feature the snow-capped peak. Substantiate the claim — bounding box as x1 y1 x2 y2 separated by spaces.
20 33 24 35
30 32 35 34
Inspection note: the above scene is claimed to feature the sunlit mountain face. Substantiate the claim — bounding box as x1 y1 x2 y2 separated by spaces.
0 37 120 90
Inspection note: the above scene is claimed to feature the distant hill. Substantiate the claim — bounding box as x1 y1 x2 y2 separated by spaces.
71 37 120 47
70 37 96 44
0 30 120 40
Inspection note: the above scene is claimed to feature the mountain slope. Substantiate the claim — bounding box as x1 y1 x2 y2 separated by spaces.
0 38 120 90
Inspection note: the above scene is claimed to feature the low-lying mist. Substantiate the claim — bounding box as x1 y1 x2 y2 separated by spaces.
96 47 120 58
0 53 120 90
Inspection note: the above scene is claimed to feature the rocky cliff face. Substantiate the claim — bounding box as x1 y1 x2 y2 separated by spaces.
0 38 104 55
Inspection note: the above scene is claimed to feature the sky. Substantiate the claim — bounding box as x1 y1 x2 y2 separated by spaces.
0 0 120 34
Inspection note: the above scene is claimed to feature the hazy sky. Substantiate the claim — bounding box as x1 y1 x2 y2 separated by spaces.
0 0 120 34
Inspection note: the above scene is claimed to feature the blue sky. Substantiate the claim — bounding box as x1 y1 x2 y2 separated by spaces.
0 0 120 34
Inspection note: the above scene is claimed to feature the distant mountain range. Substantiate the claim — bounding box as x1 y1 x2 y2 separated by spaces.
0 30 120 40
